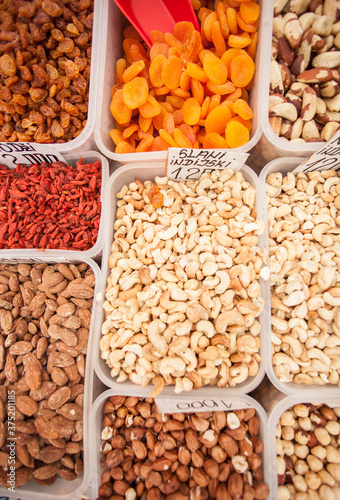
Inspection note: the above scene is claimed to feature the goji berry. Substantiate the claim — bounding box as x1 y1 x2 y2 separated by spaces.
0 159 102 251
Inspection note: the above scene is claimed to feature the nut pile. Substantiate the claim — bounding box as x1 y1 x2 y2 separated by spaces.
0 262 95 489
276 403 340 499
266 168 340 386
101 169 267 394
0 0 93 143
97 395 270 500
269 0 340 142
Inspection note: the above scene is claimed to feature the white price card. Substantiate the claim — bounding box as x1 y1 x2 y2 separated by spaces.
292 129 340 173
166 148 249 181
155 396 253 415
0 142 67 169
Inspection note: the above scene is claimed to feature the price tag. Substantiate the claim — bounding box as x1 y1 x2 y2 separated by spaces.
166 148 249 181
0 142 66 169
155 396 252 415
292 129 340 173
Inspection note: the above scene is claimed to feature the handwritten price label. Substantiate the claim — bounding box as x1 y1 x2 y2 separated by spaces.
155 397 252 414
293 129 340 173
0 142 66 169
166 148 249 181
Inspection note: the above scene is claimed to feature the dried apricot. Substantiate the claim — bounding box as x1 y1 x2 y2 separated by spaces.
226 8 238 35
123 60 145 83
123 77 149 109
162 55 183 90
221 49 247 72
205 105 231 135
232 98 253 120
174 21 195 43
139 95 161 118
149 136 169 150
211 21 226 57
110 89 132 124
228 33 251 49
230 54 254 88
191 79 204 105
181 97 201 126
203 52 228 85
229 115 252 131
240 2 260 24
174 127 192 147
115 141 136 153
187 62 208 83
206 80 236 95
203 132 228 149
179 123 196 145
149 54 167 87
225 120 249 148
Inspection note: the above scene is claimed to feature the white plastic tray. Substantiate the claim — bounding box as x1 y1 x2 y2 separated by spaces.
0 254 102 500
94 161 269 396
0 151 109 261
259 157 340 396
267 393 340 500
90 388 271 500
94 0 267 164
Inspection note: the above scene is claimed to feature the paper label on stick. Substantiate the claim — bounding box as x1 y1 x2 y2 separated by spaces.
0 142 67 169
166 148 249 181
155 396 253 415
292 130 340 173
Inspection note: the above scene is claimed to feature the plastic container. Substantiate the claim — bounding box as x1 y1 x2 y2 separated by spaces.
0 150 109 261
267 393 340 500
0 254 102 500
259 157 340 397
90 387 271 500
94 0 267 164
257 0 327 167
94 160 269 396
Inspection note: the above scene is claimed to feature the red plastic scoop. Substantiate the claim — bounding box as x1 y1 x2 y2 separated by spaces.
113 0 200 48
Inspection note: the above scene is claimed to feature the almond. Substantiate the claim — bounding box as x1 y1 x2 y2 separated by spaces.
15 395 38 416
56 402 82 420
37 445 65 464
33 464 59 480
48 386 71 410
67 282 94 299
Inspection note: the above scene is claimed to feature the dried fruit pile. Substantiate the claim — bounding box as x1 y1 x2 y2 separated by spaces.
0 262 94 489
109 1 259 153
0 0 93 143
0 158 102 250
97 396 270 500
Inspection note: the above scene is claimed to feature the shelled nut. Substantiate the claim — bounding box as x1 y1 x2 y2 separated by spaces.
276 403 340 499
0 262 95 489
267 168 340 386
269 1 340 142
